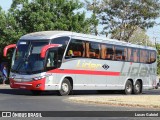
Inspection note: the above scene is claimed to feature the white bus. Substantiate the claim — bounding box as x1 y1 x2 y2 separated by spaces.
4 31 157 96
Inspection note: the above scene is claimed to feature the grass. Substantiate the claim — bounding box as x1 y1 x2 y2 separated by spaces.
68 95 160 109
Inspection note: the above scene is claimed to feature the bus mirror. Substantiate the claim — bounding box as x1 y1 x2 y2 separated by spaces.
3 44 16 57
40 44 62 58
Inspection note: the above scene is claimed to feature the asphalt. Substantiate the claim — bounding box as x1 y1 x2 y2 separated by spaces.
0 85 160 120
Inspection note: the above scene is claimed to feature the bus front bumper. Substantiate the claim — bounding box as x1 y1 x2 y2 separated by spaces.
10 78 45 90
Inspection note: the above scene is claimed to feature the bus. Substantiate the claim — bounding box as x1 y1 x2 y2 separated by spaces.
3 31 157 96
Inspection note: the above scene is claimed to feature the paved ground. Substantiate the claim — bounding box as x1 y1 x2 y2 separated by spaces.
0 85 160 120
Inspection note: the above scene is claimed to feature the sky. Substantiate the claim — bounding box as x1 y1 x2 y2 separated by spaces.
0 0 160 43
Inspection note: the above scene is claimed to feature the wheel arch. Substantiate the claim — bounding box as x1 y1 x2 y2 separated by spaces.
58 75 73 90
135 79 143 92
124 78 134 89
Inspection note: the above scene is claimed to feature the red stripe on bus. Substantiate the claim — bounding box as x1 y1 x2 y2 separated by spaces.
48 69 120 76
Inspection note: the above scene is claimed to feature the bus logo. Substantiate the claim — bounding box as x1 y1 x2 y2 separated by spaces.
102 64 109 70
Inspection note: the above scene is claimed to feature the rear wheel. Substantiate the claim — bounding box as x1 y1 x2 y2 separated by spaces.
133 81 142 94
124 80 133 95
155 83 159 89
57 78 72 96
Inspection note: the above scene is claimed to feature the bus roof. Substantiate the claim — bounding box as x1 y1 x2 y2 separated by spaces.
20 31 156 51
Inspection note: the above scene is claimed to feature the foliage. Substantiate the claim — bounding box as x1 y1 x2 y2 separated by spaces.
99 0 160 41
85 0 100 35
156 43 160 75
0 7 23 59
128 27 154 47
0 0 91 59
10 0 90 34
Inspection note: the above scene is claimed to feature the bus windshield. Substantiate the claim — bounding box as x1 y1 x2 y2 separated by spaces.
11 40 49 74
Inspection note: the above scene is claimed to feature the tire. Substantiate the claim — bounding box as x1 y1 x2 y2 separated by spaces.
31 90 42 95
155 83 159 89
124 80 133 95
133 81 142 94
57 78 72 96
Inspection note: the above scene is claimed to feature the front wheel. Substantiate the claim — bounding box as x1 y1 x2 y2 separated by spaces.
133 81 142 94
124 80 133 95
57 78 72 96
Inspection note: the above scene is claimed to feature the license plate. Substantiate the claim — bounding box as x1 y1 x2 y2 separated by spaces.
15 79 22 82
20 86 26 89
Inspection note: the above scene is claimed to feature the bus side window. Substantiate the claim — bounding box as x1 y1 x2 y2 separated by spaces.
65 39 84 59
115 46 126 61
100 44 107 59
46 50 57 70
140 50 149 63
106 44 114 60
145 51 149 63
150 51 156 63
140 50 143 63
82 42 85 57
124 48 127 61
86 42 90 58
88 42 100 59
51 37 70 52
128 48 133 62
133 49 139 62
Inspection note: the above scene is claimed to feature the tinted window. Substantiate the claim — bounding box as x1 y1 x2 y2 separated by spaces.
149 51 156 63
51 37 70 45
140 49 149 63
87 42 100 59
65 39 85 58
106 44 115 60
115 46 127 61
52 37 70 57
46 50 58 70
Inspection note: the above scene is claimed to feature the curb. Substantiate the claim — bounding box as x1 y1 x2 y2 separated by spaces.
68 95 160 109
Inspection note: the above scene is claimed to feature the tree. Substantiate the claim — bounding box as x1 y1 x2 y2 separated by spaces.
100 0 160 41
128 26 153 46
9 0 90 34
155 43 160 75
0 7 23 57
85 0 100 35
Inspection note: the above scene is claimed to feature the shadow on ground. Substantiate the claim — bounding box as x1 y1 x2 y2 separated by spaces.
0 84 157 96
0 87 128 96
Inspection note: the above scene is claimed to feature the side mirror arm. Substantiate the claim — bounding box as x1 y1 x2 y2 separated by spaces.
40 44 62 58
3 44 16 57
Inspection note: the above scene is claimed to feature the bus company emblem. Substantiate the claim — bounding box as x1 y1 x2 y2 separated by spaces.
102 64 109 70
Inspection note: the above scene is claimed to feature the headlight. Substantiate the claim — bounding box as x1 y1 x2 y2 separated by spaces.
33 76 46 81
32 74 52 81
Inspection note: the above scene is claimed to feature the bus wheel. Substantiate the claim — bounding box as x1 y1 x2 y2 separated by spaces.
124 80 133 95
31 90 42 95
58 78 72 96
133 81 142 94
